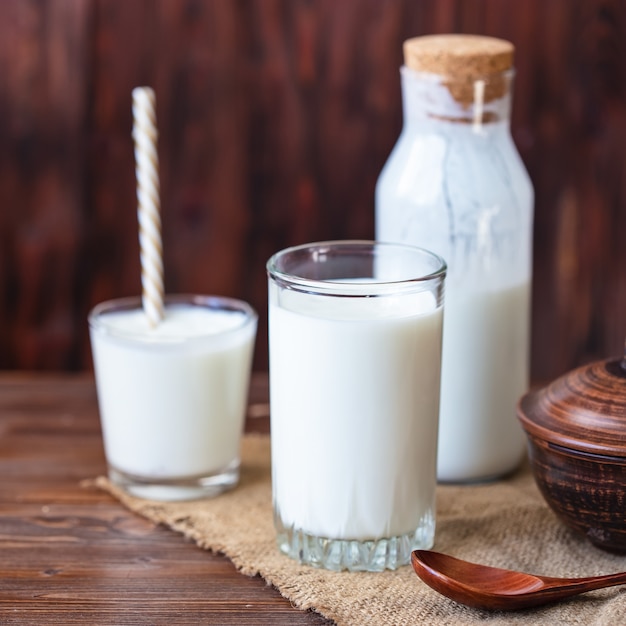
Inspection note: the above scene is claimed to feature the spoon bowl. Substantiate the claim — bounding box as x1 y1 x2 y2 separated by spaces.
412 550 626 611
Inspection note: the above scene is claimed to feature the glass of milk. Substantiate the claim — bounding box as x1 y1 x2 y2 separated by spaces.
267 241 446 571
88 294 257 501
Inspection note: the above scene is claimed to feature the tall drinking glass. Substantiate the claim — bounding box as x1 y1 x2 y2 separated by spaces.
267 241 446 571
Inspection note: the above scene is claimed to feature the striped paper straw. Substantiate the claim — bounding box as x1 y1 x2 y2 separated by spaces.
132 86 164 327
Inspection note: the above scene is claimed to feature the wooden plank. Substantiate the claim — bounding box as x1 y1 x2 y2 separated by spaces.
0 0 624 377
0 0 92 369
0 373 332 625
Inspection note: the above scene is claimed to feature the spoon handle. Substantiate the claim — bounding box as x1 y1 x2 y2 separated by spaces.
548 570 626 593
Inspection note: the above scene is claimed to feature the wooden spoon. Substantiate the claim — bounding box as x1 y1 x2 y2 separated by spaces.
412 550 626 611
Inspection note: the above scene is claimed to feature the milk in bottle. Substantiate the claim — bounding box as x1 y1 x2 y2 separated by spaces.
376 35 533 482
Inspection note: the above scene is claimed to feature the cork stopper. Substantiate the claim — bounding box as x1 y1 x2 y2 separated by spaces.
403 34 514 106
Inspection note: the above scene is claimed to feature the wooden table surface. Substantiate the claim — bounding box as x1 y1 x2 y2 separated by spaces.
0 372 333 625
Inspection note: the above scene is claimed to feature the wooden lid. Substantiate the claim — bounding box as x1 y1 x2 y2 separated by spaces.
403 34 514 78
517 355 626 457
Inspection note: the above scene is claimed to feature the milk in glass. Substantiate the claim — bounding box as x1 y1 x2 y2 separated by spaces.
267 241 445 571
89 295 257 500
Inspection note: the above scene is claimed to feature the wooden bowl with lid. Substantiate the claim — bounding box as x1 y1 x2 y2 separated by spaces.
517 347 626 552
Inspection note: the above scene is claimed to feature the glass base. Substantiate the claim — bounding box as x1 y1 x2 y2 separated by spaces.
275 512 435 572
107 460 239 501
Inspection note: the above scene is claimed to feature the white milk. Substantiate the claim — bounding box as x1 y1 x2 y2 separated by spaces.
269 287 443 541
437 281 530 481
90 302 256 482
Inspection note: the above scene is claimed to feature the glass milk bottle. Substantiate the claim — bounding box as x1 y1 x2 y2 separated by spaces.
376 35 533 482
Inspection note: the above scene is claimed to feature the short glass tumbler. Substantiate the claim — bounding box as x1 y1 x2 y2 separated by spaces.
267 241 446 571
89 294 257 501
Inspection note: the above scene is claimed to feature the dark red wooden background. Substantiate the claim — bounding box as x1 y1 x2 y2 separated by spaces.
1 0 624 380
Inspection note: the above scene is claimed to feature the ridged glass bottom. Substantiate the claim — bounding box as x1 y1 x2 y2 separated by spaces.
108 459 239 501
274 510 435 572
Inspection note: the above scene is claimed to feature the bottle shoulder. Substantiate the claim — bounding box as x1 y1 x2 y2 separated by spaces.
384 121 524 162
377 122 532 209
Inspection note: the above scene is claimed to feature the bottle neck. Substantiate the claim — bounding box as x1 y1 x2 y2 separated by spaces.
400 66 514 130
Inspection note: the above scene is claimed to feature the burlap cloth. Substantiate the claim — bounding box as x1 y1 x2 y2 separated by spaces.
94 435 626 625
